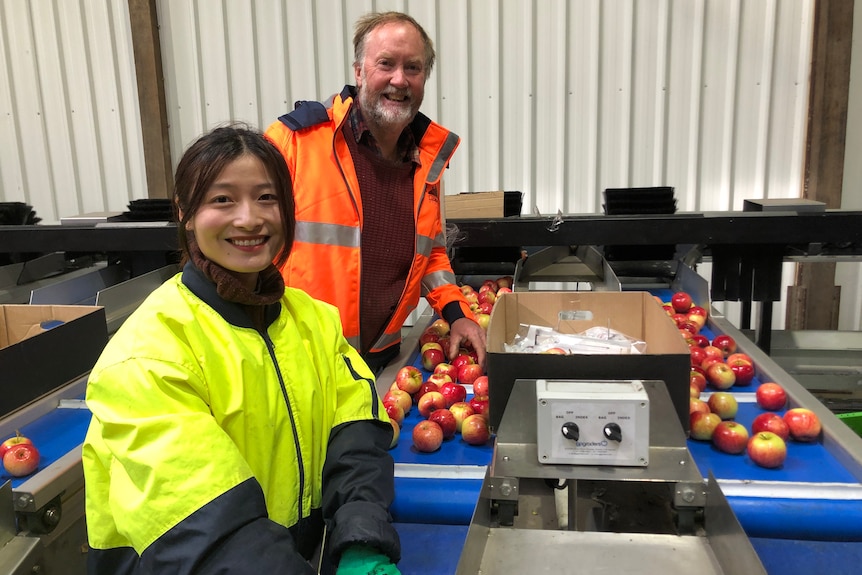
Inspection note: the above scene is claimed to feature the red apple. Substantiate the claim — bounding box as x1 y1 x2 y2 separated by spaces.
383 389 412 415
671 291 693 313
439 382 468 407
480 279 498 292
690 369 707 393
388 419 400 449
702 345 725 362
430 318 450 336
427 373 453 388
449 402 476 432
412 420 444 453
688 305 708 319
461 413 491 446
451 354 474 372
751 412 791 441
421 347 446 371
428 408 457 439
712 420 750 454
469 394 489 417
418 391 447 419
385 402 405 426
700 356 724 373
690 411 722 441
680 320 701 336
690 397 711 416
686 309 708 331
542 347 568 355
707 391 738 420
438 336 452 359
711 335 737 358
690 334 709 348
419 328 442 347
478 290 497 306
473 375 489 397
433 362 457 380
747 431 788 468
0 433 33 460
726 352 753 366
457 363 484 385
729 362 755 386
690 346 708 368
496 286 512 295
706 362 736 390
783 408 822 442
672 313 690 328
395 366 423 395
3 443 40 477
756 382 787 411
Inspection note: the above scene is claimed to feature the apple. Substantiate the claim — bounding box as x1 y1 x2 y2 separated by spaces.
428 408 457 439
783 408 822 442
395 366 423 395
388 419 400 449
439 382 467 407
421 347 446 371
438 336 452 359
541 347 568 355
702 345 725 362
430 318 450 336
475 313 491 330
700 356 724 373
729 361 755 386
756 382 787 411
751 412 791 441
449 401 476 432
706 362 736 390
426 374 452 388
690 397 711 416
457 363 484 385
711 335 737 357
680 320 701 336
690 383 701 399
0 433 33 460
478 290 497 306
461 414 491 446
690 346 708 368
420 341 443 355
464 291 479 306
383 389 412 415
419 328 442 346
671 291 693 313
459 284 475 296
481 279 497 292
747 431 788 468
473 375 489 397
412 420 444 453
711 421 749 454
662 303 675 316
385 402 405 426
496 286 512 295
690 411 722 441
688 305 708 319
451 354 474 373
469 394 489 417
707 391 738 420
418 391 447 418
726 352 753 366
433 363 457 380
687 308 708 330
690 334 709 348
496 276 513 290
690 369 707 393
671 313 690 328
3 443 40 477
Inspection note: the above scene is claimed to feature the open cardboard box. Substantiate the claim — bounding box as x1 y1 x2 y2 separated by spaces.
444 191 523 219
486 291 691 432
0 305 107 414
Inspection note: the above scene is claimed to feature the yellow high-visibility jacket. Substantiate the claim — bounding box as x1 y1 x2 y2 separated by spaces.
265 86 475 358
83 263 399 574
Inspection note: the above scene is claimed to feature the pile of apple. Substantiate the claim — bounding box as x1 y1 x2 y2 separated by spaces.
1 432 40 477
690 381 822 468
459 276 513 331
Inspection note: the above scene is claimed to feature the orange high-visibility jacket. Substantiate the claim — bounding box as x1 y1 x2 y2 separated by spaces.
265 86 474 355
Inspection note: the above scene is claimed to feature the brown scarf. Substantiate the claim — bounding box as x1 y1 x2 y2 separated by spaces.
188 237 284 306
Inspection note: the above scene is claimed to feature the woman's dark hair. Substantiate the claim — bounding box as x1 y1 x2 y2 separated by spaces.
173 123 295 268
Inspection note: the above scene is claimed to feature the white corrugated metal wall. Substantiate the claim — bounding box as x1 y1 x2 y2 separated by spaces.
1 0 860 329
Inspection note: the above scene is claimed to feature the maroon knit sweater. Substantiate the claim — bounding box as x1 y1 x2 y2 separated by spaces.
345 127 416 353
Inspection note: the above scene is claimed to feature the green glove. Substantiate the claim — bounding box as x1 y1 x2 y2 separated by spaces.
336 545 401 575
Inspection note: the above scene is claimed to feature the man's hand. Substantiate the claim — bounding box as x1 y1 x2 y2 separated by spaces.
337 546 401 575
448 317 487 368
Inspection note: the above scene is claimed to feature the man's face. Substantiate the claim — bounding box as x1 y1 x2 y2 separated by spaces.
355 22 427 133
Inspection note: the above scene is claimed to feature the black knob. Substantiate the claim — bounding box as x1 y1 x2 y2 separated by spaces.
561 422 579 441
603 423 622 442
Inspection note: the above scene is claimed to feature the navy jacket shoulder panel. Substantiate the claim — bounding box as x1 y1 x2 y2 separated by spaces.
278 101 330 131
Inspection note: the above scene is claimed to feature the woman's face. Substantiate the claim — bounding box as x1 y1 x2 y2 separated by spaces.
184 153 283 289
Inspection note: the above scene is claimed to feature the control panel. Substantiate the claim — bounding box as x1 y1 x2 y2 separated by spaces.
535 379 650 466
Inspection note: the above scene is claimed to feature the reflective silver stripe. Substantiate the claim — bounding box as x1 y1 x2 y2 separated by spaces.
427 132 460 183
421 270 457 296
373 330 402 350
295 221 360 247
347 335 361 349
417 234 435 257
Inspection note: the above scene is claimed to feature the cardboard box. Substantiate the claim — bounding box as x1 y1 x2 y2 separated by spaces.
0 305 108 414
486 291 691 432
444 191 523 219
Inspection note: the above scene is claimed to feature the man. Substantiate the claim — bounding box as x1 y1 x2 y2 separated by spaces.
265 11 485 373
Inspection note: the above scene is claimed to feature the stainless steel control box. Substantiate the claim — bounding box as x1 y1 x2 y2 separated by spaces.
536 379 650 466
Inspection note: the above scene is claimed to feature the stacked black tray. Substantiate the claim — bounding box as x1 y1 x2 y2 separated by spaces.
0 201 41 225
602 187 677 260
109 198 174 222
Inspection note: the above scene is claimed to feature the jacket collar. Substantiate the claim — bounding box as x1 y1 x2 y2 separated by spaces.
181 262 281 330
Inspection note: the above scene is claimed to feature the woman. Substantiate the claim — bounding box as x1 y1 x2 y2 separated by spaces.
83 125 401 574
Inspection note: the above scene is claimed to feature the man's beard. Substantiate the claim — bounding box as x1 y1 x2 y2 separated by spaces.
358 71 421 129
